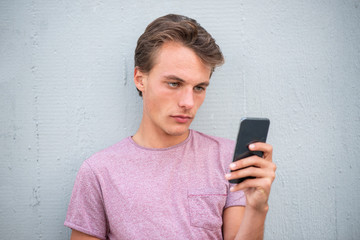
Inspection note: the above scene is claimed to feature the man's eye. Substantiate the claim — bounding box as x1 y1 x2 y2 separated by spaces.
168 82 179 87
194 86 205 92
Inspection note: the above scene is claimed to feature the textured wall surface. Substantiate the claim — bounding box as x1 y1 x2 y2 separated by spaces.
1 1 359 239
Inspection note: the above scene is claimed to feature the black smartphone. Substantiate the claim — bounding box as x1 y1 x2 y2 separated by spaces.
229 117 270 184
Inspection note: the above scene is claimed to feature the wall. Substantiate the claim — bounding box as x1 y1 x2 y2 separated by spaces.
1 0 359 239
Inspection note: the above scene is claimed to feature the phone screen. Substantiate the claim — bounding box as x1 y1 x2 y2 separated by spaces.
229 117 270 184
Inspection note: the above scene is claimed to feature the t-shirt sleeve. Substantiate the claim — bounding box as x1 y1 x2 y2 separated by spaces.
64 161 108 239
225 183 246 208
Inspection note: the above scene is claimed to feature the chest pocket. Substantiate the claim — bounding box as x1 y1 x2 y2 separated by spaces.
188 189 227 230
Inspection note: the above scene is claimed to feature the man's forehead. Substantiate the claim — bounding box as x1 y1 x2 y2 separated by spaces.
154 42 211 67
150 42 212 81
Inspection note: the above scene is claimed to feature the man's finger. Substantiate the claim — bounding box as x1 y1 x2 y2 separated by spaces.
249 142 273 159
229 156 272 170
230 177 272 193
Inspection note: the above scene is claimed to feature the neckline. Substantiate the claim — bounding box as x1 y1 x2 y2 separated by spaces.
128 129 193 151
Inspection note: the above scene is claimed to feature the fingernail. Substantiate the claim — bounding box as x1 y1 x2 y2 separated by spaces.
230 186 235 192
229 163 236 169
225 173 231 179
249 144 255 150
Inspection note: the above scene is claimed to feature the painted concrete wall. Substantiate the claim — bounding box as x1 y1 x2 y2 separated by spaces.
1 0 359 239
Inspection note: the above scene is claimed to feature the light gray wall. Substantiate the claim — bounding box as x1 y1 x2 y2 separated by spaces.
1 1 359 239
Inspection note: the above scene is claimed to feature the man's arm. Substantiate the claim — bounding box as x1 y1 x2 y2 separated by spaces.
223 206 245 240
70 230 101 240
223 142 276 240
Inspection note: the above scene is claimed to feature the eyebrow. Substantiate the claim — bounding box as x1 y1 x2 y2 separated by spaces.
164 75 210 87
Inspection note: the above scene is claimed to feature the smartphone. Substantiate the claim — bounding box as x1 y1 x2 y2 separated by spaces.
229 117 270 184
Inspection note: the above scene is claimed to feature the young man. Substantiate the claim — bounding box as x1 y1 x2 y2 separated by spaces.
65 14 276 240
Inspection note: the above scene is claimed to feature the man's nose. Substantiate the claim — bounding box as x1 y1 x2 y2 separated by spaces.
178 88 194 109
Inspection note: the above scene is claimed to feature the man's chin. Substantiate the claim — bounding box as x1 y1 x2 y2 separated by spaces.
165 127 190 137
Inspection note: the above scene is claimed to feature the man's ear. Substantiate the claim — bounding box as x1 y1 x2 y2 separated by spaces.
134 67 147 94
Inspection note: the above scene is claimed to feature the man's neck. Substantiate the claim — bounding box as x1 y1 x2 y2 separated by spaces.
132 123 190 149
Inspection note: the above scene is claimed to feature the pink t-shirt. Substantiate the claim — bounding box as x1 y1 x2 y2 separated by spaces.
64 130 246 239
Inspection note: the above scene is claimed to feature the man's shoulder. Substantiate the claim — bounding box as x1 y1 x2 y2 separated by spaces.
83 137 132 167
190 130 235 166
191 129 235 150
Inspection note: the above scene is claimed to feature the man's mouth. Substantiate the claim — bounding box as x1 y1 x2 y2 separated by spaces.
171 115 193 123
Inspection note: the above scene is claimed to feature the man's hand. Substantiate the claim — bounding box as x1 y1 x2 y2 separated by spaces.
226 142 276 212
224 143 276 239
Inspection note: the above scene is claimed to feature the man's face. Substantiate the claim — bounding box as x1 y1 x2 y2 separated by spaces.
135 41 212 139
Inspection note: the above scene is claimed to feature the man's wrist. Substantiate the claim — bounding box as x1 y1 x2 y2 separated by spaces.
249 203 269 214
243 203 269 224
244 198 270 214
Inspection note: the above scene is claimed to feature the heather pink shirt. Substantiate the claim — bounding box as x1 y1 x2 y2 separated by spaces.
65 130 246 239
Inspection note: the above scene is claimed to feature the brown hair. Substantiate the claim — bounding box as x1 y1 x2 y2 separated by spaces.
134 14 224 96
